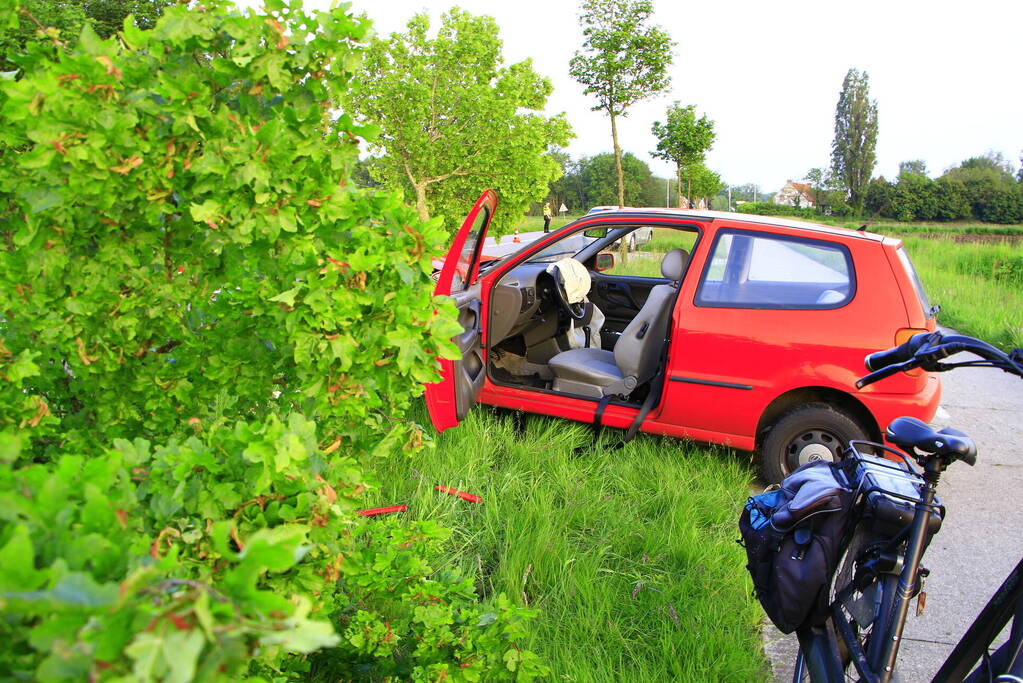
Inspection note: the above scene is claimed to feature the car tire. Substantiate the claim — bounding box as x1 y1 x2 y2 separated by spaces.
627 234 637 252
759 403 868 485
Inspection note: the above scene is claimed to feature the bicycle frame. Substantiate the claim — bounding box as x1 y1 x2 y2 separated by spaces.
799 459 1023 683
795 331 1023 682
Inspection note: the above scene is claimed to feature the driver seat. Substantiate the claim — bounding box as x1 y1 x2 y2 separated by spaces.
548 249 688 399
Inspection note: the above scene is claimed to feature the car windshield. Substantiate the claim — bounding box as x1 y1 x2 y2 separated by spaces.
524 233 597 264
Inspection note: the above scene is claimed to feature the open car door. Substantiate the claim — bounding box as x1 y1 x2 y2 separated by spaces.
424 190 497 432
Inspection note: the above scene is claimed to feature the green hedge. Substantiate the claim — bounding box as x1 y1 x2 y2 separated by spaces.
0 1 545 680
734 201 818 219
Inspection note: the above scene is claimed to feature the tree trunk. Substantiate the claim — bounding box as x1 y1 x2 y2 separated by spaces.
412 181 430 222
676 165 683 209
610 112 625 208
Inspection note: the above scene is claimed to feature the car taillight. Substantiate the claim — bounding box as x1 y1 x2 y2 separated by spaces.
895 327 929 376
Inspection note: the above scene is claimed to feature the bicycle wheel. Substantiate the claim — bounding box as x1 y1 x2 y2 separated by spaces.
794 527 904 682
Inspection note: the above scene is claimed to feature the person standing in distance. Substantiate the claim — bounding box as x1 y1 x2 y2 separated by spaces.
543 201 553 232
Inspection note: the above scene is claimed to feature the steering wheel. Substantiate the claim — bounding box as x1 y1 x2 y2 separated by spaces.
552 270 588 320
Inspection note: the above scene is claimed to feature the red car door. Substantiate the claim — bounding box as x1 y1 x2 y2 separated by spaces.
424 190 497 432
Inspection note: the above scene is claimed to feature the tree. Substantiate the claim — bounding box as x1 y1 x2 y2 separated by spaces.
681 162 723 208
570 0 673 208
0 0 172 69
347 9 571 235
958 150 1015 176
898 159 928 178
578 152 661 207
651 102 716 208
0 1 546 677
804 167 826 213
831 68 878 212
942 154 1021 222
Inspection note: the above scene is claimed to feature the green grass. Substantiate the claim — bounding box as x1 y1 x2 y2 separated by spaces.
901 236 1023 349
366 407 766 681
810 217 1023 236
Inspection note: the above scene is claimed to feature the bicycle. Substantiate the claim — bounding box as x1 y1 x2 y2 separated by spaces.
793 331 1023 682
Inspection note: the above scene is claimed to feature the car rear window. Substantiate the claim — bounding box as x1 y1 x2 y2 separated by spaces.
696 230 855 309
896 246 934 319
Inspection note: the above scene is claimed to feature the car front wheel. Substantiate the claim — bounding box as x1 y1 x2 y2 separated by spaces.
759 403 868 485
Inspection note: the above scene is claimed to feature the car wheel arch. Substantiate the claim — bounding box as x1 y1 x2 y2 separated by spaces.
754 386 881 449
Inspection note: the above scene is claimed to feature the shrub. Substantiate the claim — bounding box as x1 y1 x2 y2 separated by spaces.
734 201 817 219
0 0 545 679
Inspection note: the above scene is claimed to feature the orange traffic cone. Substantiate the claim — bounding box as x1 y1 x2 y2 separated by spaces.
513 228 521 243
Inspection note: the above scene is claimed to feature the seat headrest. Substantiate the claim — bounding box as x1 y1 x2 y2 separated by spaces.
660 248 689 281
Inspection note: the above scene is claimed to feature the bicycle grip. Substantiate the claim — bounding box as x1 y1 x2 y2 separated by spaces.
864 332 936 372
855 362 905 389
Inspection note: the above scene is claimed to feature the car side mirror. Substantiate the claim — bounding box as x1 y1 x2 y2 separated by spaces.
594 252 615 272
583 227 608 238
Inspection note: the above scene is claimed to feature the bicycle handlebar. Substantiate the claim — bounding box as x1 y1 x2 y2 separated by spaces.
856 331 1023 389
864 332 937 371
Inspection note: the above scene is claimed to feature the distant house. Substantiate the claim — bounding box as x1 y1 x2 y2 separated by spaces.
773 181 815 208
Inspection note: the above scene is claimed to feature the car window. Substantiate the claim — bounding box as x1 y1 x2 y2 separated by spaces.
594 227 698 278
524 232 598 264
696 230 854 309
451 207 489 291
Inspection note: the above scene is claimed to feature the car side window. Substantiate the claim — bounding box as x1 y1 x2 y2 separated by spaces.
451 207 489 292
696 230 854 309
594 227 698 278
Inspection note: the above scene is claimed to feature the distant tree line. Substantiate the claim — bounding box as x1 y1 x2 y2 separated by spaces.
865 152 1023 224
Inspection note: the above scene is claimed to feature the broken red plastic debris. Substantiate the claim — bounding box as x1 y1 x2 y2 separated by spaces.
356 504 408 517
434 485 481 503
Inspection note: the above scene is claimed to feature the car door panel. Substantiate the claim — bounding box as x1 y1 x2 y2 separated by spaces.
589 274 667 341
450 286 485 420
424 189 497 432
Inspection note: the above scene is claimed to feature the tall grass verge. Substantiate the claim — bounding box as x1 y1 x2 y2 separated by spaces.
901 236 1023 349
366 407 766 681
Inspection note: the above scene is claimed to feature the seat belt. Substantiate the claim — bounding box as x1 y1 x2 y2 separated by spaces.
623 369 665 442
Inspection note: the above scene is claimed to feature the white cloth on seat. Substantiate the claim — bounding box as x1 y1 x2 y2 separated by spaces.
546 257 590 303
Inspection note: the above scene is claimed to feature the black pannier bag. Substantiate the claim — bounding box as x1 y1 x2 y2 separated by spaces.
738 461 856 634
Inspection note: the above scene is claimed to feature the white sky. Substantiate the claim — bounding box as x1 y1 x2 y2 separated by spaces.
251 0 1023 192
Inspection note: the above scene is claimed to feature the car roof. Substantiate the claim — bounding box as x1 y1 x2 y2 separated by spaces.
581 206 886 243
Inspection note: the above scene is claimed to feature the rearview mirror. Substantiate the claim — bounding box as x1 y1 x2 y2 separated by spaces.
594 252 615 272
583 227 608 238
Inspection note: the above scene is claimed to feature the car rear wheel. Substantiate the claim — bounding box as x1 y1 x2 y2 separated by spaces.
760 403 868 485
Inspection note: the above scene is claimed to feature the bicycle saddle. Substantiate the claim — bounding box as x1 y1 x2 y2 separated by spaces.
885 416 977 466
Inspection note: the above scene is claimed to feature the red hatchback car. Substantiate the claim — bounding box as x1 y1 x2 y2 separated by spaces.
425 191 940 483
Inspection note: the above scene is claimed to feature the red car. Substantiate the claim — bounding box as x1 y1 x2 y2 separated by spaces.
425 191 940 483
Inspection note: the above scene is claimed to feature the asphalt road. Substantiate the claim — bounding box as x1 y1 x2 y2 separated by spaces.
765 333 1023 681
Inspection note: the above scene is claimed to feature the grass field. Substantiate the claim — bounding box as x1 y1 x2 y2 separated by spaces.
899 236 1023 349
365 407 767 681
823 218 1023 236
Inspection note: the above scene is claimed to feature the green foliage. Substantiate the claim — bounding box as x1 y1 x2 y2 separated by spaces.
651 102 715 207
0 0 173 70
831 68 878 212
864 157 1023 224
569 0 674 117
735 201 817 219
346 8 571 236
0 0 545 678
682 162 724 204
570 0 674 207
577 152 662 207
